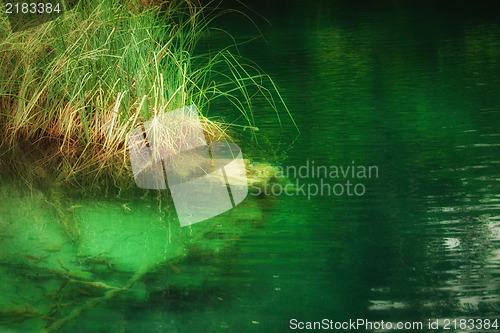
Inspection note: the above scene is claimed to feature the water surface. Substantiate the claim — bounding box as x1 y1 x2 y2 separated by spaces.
1 1 500 332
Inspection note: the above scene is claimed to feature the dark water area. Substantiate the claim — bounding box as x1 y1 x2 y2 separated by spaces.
198 0 500 331
1 1 500 332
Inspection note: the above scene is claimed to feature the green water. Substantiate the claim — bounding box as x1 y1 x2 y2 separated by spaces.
2 1 500 332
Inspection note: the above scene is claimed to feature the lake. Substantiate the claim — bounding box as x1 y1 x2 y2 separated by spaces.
1 0 499 332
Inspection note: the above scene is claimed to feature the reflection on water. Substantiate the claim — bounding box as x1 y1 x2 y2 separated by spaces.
217 0 500 328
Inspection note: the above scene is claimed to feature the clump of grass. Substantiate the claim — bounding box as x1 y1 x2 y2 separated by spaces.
0 0 295 192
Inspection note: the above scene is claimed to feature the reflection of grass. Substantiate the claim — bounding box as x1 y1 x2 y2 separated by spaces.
0 0 294 189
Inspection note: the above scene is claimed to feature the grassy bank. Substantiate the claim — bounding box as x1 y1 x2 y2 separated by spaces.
0 2 290 329
0 0 293 192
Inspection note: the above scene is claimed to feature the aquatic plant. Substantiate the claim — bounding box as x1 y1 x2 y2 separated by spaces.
0 3 293 329
0 0 294 191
